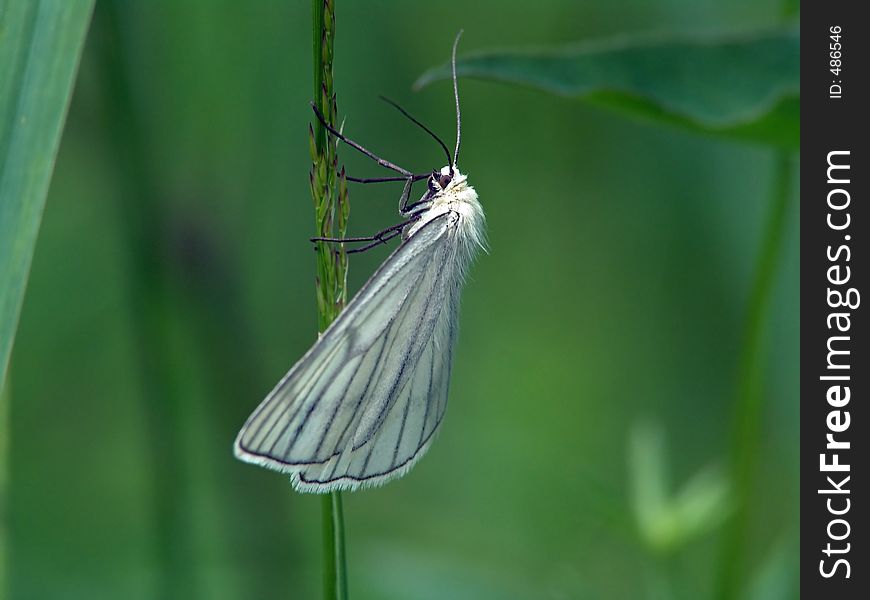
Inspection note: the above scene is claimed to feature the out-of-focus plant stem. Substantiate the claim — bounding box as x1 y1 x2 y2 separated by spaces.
97 3 295 598
310 1 350 599
717 3 796 596
716 154 793 600
95 4 196 597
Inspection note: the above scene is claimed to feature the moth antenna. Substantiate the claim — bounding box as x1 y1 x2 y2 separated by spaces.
379 96 452 167
451 30 463 170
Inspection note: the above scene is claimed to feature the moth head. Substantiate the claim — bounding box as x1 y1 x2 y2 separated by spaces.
428 165 455 194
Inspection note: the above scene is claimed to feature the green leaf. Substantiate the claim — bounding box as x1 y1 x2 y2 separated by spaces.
416 29 798 147
0 0 94 392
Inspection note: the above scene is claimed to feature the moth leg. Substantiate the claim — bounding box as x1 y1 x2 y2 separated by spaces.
397 178 434 216
311 215 420 253
345 174 428 184
346 230 403 254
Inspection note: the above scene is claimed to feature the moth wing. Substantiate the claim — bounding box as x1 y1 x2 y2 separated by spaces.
234 214 456 491
292 269 457 492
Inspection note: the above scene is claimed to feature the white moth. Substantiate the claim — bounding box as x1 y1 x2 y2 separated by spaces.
233 33 485 492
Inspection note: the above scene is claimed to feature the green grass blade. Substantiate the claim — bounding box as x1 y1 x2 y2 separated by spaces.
0 0 95 392
416 28 798 147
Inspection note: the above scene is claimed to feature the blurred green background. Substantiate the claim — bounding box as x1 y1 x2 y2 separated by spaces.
5 1 798 599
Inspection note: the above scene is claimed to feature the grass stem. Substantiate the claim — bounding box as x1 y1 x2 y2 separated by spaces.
311 1 349 598
321 492 349 599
